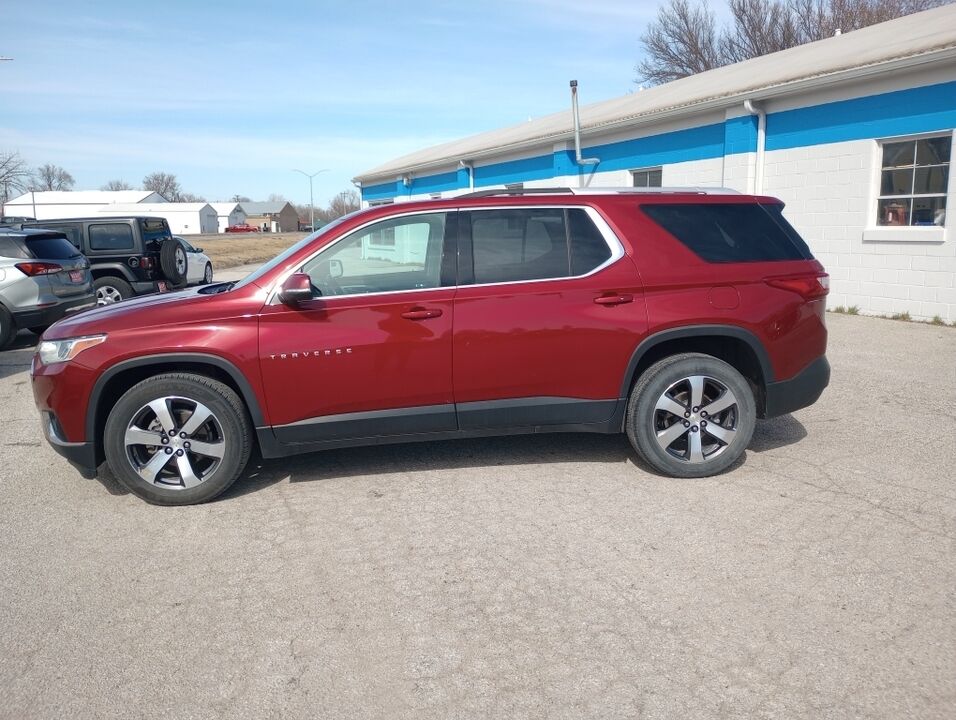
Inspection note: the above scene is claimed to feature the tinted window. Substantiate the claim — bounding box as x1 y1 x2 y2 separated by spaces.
24 234 82 259
41 223 82 249
140 218 171 242
89 223 134 251
471 209 569 284
569 209 612 275
0 236 29 259
641 203 813 262
303 213 445 296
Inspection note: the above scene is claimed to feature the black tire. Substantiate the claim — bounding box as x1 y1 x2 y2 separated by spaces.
94 276 133 305
202 263 213 284
0 305 15 350
160 237 189 287
626 353 756 478
104 373 253 505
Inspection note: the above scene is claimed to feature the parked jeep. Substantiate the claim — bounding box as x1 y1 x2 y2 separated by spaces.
22 217 189 304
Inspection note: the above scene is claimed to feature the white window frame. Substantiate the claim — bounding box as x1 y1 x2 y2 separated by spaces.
863 130 953 244
631 166 663 188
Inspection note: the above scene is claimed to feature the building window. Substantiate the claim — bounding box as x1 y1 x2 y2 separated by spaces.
504 182 524 191
368 199 393 207
632 167 663 188
877 135 950 226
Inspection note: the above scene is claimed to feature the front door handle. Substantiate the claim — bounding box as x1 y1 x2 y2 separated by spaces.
401 307 443 320
594 294 633 306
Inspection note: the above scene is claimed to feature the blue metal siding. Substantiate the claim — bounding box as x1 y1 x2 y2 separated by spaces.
361 80 956 201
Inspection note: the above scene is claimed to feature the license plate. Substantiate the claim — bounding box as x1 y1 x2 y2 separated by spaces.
69 270 84 283
157 281 168 292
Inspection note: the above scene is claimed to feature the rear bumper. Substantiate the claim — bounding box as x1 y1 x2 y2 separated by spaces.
40 411 98 478
764 356 830 418
12 294 96 329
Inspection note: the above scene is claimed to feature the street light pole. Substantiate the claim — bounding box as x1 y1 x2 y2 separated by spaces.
292 168 328 231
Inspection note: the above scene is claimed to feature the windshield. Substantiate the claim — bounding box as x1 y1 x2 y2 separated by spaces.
232 212 357 290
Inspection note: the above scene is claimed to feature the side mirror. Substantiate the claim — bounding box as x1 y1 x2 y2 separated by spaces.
278 272 313 305
195 248 203 253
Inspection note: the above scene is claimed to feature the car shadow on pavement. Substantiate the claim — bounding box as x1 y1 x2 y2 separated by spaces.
0 331 38 381
749 414 807 452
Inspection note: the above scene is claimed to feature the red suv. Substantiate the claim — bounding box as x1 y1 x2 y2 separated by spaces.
31 189 829 505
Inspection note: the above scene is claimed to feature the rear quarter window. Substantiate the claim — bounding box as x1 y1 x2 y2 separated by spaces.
89 223 135 251
0 236 29 259
641 203 813 262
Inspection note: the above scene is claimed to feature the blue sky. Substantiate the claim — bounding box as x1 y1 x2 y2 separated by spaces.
1 0 729 207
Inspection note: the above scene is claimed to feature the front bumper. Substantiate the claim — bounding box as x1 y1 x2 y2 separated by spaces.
13 294 96 330
40 411 98 478
763 355 830 418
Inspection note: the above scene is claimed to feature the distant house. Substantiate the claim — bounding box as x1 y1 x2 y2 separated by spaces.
95 202 219 235
239 201 298 232
209 203 246 233
2 190 166 220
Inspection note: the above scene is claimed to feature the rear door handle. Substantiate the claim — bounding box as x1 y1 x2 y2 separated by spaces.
594 294 633 306
401 307 443 320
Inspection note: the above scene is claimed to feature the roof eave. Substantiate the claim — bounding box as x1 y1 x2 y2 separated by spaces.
353 45 956 184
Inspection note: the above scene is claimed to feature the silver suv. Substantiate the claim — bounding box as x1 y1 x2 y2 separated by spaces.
0 229 95 349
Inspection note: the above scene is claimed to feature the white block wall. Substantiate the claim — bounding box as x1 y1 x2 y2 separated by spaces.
762 136 956 321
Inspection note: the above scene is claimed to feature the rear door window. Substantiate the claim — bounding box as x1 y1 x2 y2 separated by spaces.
24 234 83 259
470 208 569 284
89 223 134 251
641 203 813 262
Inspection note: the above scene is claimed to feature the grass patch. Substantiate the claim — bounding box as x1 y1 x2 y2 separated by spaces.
931 315 946 326
846 305 859 315
192 232 309 269
889 311 911 321
830 305 846 314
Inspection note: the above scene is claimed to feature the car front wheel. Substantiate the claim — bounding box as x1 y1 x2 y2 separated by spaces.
104 373 253 505
626 353 756 478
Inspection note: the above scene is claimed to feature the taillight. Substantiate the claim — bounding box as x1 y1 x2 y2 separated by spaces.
765 273 829 300
140 256 154 270
16 262 62 276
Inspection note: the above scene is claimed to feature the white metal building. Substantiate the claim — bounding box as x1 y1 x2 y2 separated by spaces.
209 203 246 233
2 190 166 220
354 5 956 322
95 202 219 235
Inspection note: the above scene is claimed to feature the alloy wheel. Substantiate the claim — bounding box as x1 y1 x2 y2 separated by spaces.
652 375 739 464
96 286 124 305
124 396 226 489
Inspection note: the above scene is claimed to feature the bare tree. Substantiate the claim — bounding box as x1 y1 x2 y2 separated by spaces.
101 179 133 191
267 193 288 203
31 163 75 191
1 151 31 206
142 171 181 201
178 192 207 203
325 189 360 220
637 0 949 85
637 0 722 85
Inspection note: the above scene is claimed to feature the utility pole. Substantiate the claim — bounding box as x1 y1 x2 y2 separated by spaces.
292 168 328 231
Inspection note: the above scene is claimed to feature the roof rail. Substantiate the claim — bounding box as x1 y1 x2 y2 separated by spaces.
456 187 575 198
455 186 740 199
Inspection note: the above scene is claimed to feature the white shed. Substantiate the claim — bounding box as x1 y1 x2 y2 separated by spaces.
95 202 219 235
209 203 246 233
2 190 166 220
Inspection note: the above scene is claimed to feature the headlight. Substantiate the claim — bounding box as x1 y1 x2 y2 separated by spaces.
37 335 107 366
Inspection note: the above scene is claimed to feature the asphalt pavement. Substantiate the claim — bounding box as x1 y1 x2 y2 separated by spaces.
0 313 953 719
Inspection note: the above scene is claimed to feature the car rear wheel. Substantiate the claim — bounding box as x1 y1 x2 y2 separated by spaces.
626 353 756 478
104 373 253 505
202 263 213 284
0 306 15 350
94 277 133 305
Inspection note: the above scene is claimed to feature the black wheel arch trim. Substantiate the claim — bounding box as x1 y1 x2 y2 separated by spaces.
85 353 266 442
619 324 775 399
91 264 138 283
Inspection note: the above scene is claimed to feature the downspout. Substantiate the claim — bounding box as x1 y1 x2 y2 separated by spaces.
458 160 474 191
743 99 766 195
570 80 598 187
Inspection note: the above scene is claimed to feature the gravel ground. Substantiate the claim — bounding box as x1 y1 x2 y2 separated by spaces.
0 314 953 719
